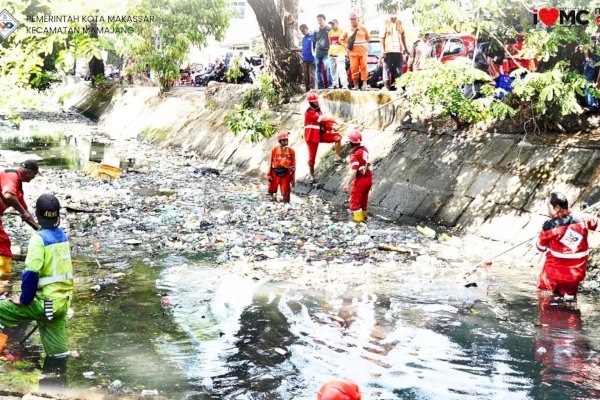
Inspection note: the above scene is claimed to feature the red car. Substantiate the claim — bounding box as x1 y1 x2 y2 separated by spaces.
404 33 477 72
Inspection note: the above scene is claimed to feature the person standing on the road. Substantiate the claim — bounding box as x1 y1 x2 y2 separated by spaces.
409 33 432 71
267 131 296 203
535 192 600 298
0 194 73 358
314 14 333 89
340 11 370 90
0 160 41 274
295 24 316 92
381 5 408 90
328 19 349 89
346 129 372 223
304 91 343 183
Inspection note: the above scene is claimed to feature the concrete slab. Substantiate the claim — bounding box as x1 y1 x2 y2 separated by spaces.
476 137 515 166
456 196 496 233
413 191 453 220
378 182 429 215
510 179 540 210
497 142 536 171
452 164 481 195
574 150 600 186
465 169 503 198
486 173 523 206
478 205 531 242
435 195 473 226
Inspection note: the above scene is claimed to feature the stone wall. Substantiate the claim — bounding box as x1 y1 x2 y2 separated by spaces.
65 82 600 243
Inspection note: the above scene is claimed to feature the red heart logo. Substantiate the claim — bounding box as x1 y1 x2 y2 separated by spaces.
595 15 600 28
538 7 559 26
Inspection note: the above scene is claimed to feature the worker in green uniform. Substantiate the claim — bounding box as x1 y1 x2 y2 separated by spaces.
0 193 73 358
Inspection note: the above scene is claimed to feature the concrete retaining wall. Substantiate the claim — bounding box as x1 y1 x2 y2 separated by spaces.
64 82 600 243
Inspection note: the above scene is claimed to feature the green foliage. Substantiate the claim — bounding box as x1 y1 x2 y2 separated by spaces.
205 99 217 111
258 74 281 107
242 88 262 109
224 105 277 143
398 58 513 125
509 62 589 117
92 74 109 88
225 56 244 83
120 0 230 92
239 74 280 109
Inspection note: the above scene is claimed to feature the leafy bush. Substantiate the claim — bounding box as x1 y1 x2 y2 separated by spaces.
398 58 514 125
224 105 277 143
398 57 592 130
258 74 281 107
242 88 261 108
225 56 244 83
240 74 280 109
509 62 589 118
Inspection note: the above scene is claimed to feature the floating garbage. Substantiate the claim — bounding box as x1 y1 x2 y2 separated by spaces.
82 161 121 179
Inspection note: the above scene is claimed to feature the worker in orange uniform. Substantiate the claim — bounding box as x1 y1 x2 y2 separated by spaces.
267 131 295 203
340 10 370 90
317 379 362 400
304 91 343 184
535 192 600 299
0 160 41 274
346 129 372 223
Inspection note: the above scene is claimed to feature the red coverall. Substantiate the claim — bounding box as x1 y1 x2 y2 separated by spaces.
535 210 599 296
267 145 295 202
304 106 342 167
348 145 372 212
0 170 28 257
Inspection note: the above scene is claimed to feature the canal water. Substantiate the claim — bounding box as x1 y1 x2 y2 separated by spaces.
0 117 599 400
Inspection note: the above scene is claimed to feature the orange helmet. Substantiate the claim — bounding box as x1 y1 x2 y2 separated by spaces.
307 91 319 102
277 131 289 140
348 129 362 144
317 379 362 400
349 11 359 20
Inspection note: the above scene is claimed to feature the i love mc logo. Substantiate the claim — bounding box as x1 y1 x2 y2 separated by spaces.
0 9 18 39
533 7 600 27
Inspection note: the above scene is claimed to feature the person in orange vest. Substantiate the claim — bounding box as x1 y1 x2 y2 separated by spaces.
340 10 370 90
304 91 343 183
317 379 362 400
267 131 296 203
535 192 600 299
346 129 372 223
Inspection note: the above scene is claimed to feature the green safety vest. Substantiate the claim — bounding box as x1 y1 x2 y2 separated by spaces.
25 228 73 302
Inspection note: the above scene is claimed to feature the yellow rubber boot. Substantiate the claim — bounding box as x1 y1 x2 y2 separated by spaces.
0 256 12 275
362 211 368 221
353 211 365 223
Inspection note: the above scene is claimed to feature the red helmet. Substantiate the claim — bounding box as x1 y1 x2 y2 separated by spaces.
348 129 362 144
317 379 362 400
277 131 289 140
349 11 359 20
307 91 319 102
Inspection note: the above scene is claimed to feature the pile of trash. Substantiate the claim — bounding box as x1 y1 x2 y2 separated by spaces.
2 137 475 291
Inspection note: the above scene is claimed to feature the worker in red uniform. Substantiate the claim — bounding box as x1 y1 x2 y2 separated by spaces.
0 160 41 274
346 129 372 223
317 379 362 400
267 131 295 203
304 91 343 184
535 192 599 298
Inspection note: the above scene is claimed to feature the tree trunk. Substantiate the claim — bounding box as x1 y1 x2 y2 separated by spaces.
88 22 105 87
247 0 302 92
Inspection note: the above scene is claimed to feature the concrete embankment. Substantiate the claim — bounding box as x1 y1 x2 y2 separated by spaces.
60 81 600 243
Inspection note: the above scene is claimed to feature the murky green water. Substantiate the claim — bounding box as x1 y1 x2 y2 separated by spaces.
1 121 600 399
